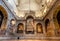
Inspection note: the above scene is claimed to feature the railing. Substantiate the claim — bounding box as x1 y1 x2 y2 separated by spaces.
0 36 60 40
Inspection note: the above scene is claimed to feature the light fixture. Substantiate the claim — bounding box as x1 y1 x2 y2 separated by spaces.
10 19 16 25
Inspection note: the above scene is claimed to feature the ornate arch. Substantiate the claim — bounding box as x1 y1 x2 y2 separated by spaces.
0 5 8 30
26 16 34 34
53 5 60 36
45 19 50 32
53 5 60 30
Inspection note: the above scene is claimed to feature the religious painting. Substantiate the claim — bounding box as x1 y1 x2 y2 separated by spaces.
36 23 43 33
17 23 24 33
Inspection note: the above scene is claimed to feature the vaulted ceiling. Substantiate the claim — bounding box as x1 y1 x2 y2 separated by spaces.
4 0 57 19
15 0 56 18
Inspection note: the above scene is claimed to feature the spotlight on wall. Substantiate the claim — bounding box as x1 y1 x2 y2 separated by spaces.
10 19 16 26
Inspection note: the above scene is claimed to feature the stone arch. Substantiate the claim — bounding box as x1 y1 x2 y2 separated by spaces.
26 16 34 20
0 5 8 30
45 19 54 36
53 5 60 35
26 16 34 34
26 16 34 25
25 13 35 19
0 11 4 28
45 19 50 32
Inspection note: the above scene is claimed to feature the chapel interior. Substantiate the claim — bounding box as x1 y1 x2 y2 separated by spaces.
0 0 60 41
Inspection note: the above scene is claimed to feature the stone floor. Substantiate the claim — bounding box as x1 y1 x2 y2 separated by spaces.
0 40 60 41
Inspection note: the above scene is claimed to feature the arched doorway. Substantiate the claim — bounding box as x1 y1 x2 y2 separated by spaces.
45 19 53 36
0 11 4 28
57 11 60 27
0 6 8 31
56 11 60 34
36 23 43 33
45 19 49 32
17 23 24 33
53 6 60 36
26 16 34 34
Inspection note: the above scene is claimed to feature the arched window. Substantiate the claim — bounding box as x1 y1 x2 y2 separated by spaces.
26 16 34 34
36 23 43 33
45 19 49 32
0 11 4 28
17 23 24 33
